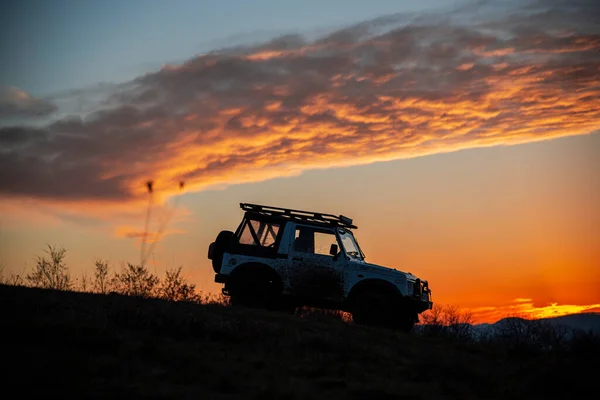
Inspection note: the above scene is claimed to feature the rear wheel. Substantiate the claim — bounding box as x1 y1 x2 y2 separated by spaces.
229 275 270 309
227 269 285 312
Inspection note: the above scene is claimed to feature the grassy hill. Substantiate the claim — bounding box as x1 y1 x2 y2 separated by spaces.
3 284 598 399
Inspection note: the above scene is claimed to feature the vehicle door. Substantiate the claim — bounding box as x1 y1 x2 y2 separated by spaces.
287 224 347 301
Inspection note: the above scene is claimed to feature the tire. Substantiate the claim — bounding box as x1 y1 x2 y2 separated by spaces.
228 268 283 311
352 290 414 331
352 290 395 328
229 275 269 308
210 230 234 273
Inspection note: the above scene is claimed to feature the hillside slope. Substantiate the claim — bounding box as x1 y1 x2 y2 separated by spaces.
2 284 597 399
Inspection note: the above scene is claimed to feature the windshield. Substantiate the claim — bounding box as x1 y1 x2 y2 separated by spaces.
338 229 364 260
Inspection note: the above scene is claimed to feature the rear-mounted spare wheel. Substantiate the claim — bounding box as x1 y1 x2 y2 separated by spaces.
209 230 234 273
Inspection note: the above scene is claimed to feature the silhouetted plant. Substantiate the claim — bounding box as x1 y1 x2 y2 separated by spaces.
296 306 351 323
202 292 231 306
26 245 71 290
569 330 600 354
420 303 445 334
113 263 159 298
0 259 15 286
443 304 474 340
158 266 200 302
420 304 474 340
7 272 24 286
92 259 112 294
75 273 89 292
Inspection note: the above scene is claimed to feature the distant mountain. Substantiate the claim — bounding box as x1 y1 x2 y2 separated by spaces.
527 312 600 333
473 312 600 335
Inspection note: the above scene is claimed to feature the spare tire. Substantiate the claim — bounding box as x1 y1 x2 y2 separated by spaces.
210 230 234 273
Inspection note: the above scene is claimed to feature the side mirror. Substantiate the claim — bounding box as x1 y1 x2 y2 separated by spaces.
329 243 339 257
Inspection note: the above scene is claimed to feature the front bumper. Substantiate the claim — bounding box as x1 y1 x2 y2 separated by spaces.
409 278 433 313
214 273 228 284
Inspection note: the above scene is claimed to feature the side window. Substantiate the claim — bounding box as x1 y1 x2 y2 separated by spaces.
238 219 280 247
293 226 338 256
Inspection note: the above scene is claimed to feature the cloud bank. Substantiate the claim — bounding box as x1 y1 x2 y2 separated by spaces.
0 87 57 119
468 298 600 324
0 0 598 204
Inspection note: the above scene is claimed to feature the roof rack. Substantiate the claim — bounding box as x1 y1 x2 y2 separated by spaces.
240 203 357 229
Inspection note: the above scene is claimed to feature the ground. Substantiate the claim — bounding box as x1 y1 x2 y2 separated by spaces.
2 284 597 399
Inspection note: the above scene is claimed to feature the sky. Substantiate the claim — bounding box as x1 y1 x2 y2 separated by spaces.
0 0 599 323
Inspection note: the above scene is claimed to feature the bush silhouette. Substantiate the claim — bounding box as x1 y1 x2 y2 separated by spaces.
201 292 231 306
157 266 201 303
112 263 159 298
92 259 112 294
419 304 474 341
16 247 206 304
296 306 351 323
26 245 71 290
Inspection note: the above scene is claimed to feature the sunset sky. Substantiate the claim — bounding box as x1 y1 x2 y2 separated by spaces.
1 0 598 323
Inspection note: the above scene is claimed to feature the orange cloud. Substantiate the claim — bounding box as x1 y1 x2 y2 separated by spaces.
514 298 533 303
0 1 598 211
467 299 600 324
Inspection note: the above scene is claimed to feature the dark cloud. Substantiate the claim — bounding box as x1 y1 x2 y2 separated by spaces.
0 126 44 147
0 87 57 119
0 0 598 203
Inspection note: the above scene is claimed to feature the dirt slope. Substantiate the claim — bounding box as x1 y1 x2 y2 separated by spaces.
2 284 596 399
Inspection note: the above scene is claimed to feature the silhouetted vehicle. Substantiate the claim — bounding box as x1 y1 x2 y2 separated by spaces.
208 203 433 331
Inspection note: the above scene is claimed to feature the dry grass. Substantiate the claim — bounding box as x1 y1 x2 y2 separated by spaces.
2 284 598 399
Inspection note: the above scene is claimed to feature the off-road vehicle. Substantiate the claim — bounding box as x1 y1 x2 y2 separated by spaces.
208 203 433 331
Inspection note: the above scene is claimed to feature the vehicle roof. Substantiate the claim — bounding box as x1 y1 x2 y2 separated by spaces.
241 203 357 230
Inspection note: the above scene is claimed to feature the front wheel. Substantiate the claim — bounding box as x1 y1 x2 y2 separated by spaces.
352 291 416 332
352 290 395 328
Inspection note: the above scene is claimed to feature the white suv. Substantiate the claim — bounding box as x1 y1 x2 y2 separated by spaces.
208 203 432 331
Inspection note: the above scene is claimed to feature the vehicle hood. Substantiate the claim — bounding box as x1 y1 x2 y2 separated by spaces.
349 260 417 280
